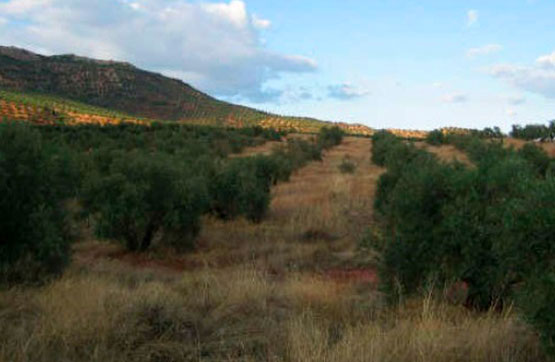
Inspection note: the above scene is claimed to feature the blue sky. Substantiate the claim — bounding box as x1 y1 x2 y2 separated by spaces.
1 0 555 131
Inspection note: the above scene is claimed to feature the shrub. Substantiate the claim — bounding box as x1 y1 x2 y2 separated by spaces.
518 143 551 177
209 158 271 223
518 271 555 357
373 133 555 310
426 129 445 145
284 138 322 169
0 123 72 283
371 130 409 167
338 157 356 174
82 152 208 252
378 155 457 301
318 126 344 149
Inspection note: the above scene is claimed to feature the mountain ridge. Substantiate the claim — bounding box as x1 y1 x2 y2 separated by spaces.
0 45 266 123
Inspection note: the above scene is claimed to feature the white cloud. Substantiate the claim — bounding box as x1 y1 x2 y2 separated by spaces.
506 108 517 117
252 14 271 29
432 82 444 88
0 0 317 103
467 44 502 57
536 51 555 68
467 10 478 27
442 93 468 103
328 83 370 100
203 0 248 28
490 52 555 98
0 0 51 15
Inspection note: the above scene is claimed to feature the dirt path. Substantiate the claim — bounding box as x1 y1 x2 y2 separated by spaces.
73 136 384 284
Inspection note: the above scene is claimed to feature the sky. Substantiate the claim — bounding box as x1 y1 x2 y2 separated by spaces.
1 0 555 131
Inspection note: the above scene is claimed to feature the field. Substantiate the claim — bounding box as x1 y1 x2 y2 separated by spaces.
0 129 549 362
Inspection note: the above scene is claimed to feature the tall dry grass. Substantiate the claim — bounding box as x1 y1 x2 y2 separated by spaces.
0 266 545 362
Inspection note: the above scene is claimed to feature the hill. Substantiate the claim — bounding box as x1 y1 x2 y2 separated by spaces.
0 46 385 136
0 45 269 123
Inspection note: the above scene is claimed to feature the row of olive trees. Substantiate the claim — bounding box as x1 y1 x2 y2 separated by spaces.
371 131 555 355
0 122 343 282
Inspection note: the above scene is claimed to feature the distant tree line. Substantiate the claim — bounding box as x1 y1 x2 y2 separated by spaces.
510 121 555 141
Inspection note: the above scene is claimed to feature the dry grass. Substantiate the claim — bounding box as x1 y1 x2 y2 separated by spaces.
0 137 548 361
505 138 555 157
415 141 473 165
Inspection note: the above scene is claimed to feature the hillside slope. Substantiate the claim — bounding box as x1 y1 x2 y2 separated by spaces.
0 46 271 123
0 46 381 135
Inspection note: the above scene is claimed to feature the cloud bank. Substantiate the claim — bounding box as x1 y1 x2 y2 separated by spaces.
0 0 317 103
490 51 555 98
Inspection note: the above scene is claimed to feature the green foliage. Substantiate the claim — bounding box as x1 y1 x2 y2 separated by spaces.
518 143 551 177
338 157 356 174
0 123 74 283
208 157 271 223
511 121 555 140
426 129 446 145
372 133 555 312
371 131 400 167
0 119 344 273
318 126 344 149
82 152 208 251
518 271 555 357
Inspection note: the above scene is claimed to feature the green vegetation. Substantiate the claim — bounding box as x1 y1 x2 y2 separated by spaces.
511 121 555 140
0 121 343 282
338 156 357 174
425 129 446 145
0 123 76 283
425 127 504 147
371 131 555 355
82 152 208 252
318 125 344 149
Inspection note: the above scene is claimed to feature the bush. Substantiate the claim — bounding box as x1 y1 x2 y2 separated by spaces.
426 129 445 145
0 123 73 283
338 157 356 174
318 126 344 149
373 133 555 310
209 158 271 223
518 143 551 177
518 271 555 357
371 131 401 167
378 155 457 301
82 152 208 251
